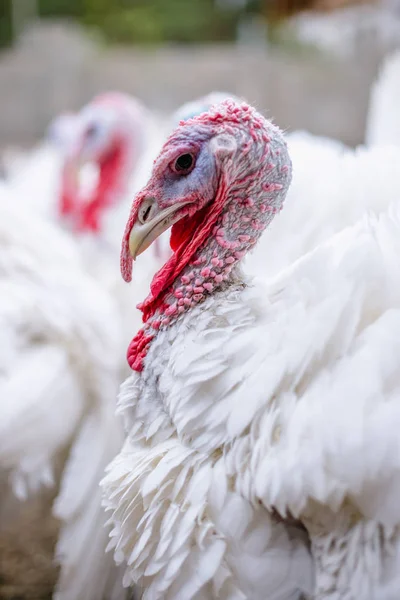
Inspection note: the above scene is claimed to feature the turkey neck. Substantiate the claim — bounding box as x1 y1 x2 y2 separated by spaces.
127 173 284 373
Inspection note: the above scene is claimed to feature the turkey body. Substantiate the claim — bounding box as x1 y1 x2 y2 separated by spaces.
104 196 400 600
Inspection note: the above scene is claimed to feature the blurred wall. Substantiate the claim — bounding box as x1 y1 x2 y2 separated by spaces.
0 21 390 147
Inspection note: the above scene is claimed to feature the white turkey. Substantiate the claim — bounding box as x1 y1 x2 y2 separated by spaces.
55 92 170 346
57 91 169 255
101 100 400 599
58 92 148 234
365 49 400 147
0 192 128 600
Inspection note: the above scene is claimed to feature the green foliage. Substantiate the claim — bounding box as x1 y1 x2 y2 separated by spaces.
157 0 239 43
99 7 163 44
0 0 12 48
85 0 242 44
38 0 84 18
0 0 267 46
38 0 245 44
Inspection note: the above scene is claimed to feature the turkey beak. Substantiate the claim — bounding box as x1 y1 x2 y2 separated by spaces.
128 198 185 260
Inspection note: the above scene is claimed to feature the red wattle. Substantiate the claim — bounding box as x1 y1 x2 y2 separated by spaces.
76 201 102 232
169 203 210 252
59 191 76 216
127 329 155 372
59 163 78 217
75 144 124 233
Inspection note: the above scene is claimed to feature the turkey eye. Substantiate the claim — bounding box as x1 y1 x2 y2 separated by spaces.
86 124 98 139
174 153 194 172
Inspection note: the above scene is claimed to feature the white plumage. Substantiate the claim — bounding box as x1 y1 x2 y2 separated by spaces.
0 93 184 600
253 203 400 598
0 194 128 599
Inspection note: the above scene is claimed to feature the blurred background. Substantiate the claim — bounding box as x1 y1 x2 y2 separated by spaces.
1 2 400 599
1 0 400 151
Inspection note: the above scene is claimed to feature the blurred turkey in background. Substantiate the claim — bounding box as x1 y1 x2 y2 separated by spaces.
1 0 400 599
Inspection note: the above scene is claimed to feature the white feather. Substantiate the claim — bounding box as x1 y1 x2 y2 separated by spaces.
0 195 128 599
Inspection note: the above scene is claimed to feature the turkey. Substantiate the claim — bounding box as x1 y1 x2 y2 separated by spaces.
0 94 167 600
56 92 170 342
102 100 400 599
365 49 400 147
0 193 128 600
58 92 149 234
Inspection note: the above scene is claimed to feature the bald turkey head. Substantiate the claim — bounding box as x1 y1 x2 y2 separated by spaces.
170 91 242 130
59 92 147 233
121 100 292 371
